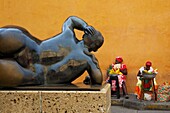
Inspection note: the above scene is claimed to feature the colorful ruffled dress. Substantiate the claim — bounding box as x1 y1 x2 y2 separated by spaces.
135 66 158 99
106 63 127 89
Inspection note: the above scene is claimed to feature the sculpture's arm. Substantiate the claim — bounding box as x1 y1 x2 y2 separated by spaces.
62 16 96 35
87 57 103 85
83 48 99 68
84 49 103 85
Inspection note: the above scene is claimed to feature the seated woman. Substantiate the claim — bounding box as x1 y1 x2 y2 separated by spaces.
135 61 158 99
106 56 128 98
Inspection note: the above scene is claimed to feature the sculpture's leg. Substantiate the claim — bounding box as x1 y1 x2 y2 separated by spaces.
0 60 43 87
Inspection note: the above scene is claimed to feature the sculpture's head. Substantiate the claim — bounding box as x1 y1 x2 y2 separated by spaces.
83 28 104 52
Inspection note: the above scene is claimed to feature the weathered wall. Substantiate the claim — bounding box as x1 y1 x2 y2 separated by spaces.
0 0 170 93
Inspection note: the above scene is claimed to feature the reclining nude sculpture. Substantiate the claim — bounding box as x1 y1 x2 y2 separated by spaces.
0 16 104 87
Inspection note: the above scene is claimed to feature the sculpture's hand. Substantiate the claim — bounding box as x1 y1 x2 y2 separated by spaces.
84 26 96 36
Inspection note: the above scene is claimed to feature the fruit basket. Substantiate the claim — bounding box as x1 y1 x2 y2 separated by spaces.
141 71 156 79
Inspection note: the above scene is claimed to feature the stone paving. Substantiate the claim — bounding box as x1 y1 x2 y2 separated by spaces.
111 106 170 113
111 93 170 110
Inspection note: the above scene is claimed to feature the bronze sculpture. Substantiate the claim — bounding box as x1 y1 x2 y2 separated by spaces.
0 16 104 87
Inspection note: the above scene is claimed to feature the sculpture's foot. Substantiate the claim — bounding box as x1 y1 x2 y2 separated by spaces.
83 75 91 85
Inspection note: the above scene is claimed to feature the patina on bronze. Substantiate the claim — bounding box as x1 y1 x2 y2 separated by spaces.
0 16 104 87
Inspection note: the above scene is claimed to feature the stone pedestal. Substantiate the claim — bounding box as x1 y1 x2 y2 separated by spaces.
0 83 111 113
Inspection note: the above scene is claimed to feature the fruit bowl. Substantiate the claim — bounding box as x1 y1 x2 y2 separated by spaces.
142 72 156 79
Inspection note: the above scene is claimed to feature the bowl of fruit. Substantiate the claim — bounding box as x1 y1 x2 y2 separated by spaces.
142 70 157 79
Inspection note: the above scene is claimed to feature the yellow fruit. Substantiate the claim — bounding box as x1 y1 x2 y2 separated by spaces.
143 70 148 73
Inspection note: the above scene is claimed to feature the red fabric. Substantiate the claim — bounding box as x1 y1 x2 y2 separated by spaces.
121 74 126 81
146 61 152 66
120 64 127 70
116 56 123 63
143 80 152 89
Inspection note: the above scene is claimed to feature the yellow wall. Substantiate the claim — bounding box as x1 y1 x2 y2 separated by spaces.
0 0 170 93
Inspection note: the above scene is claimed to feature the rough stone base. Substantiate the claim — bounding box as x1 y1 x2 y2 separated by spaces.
0 83 111 113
